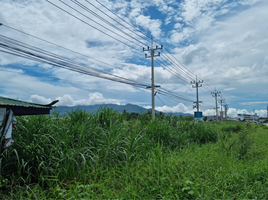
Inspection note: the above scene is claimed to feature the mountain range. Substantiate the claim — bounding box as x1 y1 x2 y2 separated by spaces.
54 103 193 117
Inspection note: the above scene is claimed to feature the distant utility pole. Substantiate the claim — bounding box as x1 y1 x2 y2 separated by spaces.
224 104 228 120
211 89 221 122
143 36 163 120
218 98 225 122
267 105 268 118
191 75 203 112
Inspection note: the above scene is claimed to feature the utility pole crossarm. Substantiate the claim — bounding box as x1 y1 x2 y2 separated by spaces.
191 75 203 112
211 90 221 122
218 98 225 122
143 36 163 120
224 104 229 120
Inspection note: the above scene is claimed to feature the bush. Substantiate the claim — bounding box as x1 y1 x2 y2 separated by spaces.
0 108 222 198
221 124 243 133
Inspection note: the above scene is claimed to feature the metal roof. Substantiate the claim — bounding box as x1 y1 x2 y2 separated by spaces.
0 96 58 108
0 96 59 116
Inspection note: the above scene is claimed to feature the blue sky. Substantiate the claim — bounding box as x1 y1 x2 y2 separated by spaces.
0 0 268 117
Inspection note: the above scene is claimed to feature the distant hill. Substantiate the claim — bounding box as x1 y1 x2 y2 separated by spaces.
54 103 193 117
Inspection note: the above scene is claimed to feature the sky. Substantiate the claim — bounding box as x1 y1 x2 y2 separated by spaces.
0 0 268 118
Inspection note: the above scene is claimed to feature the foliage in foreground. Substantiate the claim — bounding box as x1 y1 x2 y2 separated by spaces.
0 108 267 199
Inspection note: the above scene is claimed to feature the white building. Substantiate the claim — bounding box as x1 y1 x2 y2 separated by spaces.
237 113 258 121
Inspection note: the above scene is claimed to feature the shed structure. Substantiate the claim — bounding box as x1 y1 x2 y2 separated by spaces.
0 96 58 149
0 96 58 116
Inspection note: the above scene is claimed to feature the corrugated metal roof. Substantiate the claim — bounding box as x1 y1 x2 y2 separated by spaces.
0 96 57 108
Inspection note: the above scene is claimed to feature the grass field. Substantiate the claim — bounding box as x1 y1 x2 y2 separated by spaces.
1 108 268 199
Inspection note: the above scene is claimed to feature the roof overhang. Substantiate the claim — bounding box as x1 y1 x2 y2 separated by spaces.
0 96 59 116
0 105 52 116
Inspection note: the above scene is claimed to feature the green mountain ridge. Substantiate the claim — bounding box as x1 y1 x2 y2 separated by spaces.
55 103 193 117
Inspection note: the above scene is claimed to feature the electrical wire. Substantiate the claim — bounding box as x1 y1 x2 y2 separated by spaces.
1 1 226 106
92 0 220 95
70 0 150 47
0 35 150 88
45 0 143 52
47 0 221 97
0 34 196 105
0 24 151 81
85 0 152 45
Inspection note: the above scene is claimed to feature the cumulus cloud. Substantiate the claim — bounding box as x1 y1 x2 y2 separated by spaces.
133 15 162 38
172 1 268 97
155 103 193 114
30 95 52 105
240 101 268 106
146 103 268 118
30 92 122 106
180 43 209 65
1 0 268 113
224 88 236 91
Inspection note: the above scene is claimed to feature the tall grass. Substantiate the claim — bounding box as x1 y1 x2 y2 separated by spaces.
0 108 266 199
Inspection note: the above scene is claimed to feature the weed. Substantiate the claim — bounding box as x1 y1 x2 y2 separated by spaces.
0 108 266 199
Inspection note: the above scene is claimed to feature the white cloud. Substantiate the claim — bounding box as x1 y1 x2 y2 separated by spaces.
174 23 182 29
180 43 209 65
30 94 52 105
172 1 268 95
224 88 236 91
1 0 268 113
155 102 193 114
202 108 215 117
240 101 268 106
30 92 122 106
134 15 162 38
227 108 268 118
0 67 82 99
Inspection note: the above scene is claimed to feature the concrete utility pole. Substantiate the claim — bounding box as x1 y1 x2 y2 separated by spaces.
143 36 163 120
211 89 221 122
224 104 228 120
191 75 203 112
218 98 225 122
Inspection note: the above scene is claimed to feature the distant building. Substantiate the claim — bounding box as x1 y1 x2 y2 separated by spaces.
237 113 258 121
207 115 221 121
259 117 268 123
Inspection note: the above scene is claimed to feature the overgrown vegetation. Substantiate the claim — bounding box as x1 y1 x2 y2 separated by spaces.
0 108 268 199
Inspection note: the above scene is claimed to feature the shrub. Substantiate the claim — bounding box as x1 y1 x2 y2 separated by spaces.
0 108 222 198
221 124 243 133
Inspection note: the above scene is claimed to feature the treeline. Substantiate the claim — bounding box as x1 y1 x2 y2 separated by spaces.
122 109 194 121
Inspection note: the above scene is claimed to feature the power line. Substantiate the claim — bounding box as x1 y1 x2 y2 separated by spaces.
94 0 157 45
155 94 174 114
1 24 151 81
157 55 194 82
0 67 127 87
71 0 150 47
89 1 217 94
58 0 147 48
0 34 196 105
1 1 225 108
0 35 151 88
45 0 142 52
154 59 190 84
93 0 213 91
47 0 218 97
161 49 196 81
157 92 178 106
84 0 152 45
